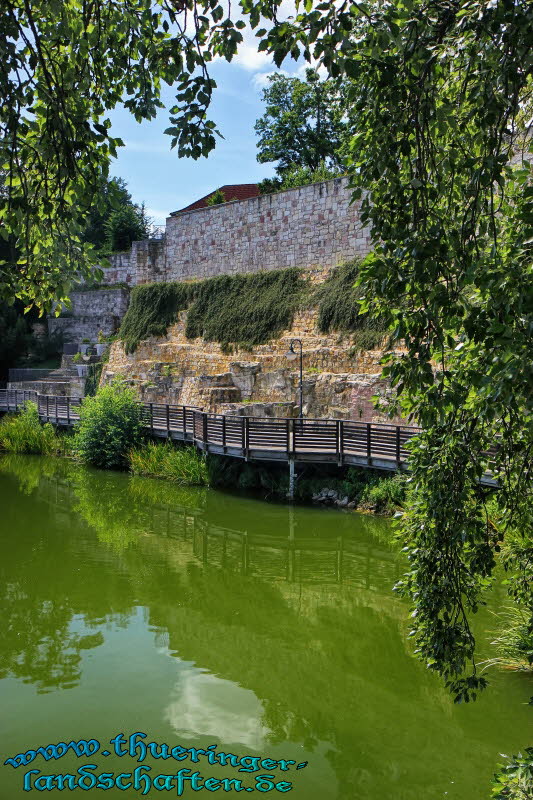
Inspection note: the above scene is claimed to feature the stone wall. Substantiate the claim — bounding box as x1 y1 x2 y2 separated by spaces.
136 177 371 284
48 288 130 344
97 252 134 285
102 305 403 423
70 288 130 318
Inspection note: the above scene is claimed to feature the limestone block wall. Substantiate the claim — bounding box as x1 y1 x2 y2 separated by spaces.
102 306 403 423
70 288 130 318
48 288 130 344
131 239 166 284
136 177 372 284
48 315 118 343
95 252 134 285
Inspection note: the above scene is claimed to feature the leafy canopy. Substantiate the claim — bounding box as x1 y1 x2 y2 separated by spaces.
255 68 348 178
240 0 533 708
0 0 247 310
83 176 148 253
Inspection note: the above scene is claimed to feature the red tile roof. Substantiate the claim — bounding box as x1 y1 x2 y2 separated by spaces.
171 184 260 214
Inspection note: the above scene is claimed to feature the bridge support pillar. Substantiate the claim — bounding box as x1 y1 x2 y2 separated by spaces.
288 459 296 501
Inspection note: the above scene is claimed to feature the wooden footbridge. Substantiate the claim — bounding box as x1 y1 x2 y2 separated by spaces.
0 389 497 486
0 389 419 473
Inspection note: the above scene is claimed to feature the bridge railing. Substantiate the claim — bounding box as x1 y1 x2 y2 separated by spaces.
0 389 421 468
0 389 38 410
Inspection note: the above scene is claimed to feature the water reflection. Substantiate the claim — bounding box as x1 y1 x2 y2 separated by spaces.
0 455 530 800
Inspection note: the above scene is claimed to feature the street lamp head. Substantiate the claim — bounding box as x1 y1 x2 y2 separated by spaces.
285 342 298 361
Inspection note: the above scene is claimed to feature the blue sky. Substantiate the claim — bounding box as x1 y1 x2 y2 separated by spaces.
108 52 299 225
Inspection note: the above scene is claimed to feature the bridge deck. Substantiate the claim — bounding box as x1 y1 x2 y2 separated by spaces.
0 389 498 485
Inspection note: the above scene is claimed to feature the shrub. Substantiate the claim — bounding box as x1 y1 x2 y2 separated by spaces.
84 362 103 397
129 441 208 486
73 384 143 469
119 281 194 353
358 473 407 514
0 402 63 455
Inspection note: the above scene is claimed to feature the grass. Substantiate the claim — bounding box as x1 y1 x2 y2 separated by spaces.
481 605 533 673
129 441 209 486
0 402 66 455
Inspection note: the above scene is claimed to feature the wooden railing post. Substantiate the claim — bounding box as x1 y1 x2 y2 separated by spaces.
183 406 186 435
55 396 58 423
203 412 208 445
46 395 49 422
166 404 170 437
366 422 371 463
149 402 153 434
67 396 70 426
396 426 401 466
244 417 250 459
338 419 344 466
222 414 226 452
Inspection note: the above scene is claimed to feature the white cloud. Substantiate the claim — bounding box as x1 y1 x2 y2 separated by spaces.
233 42 274 71
165 668 270 749
252 69 290 91
251 60 328 93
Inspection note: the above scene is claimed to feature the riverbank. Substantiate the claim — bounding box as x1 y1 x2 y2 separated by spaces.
0 397 408 515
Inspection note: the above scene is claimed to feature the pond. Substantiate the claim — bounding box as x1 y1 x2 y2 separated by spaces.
0 455 530 799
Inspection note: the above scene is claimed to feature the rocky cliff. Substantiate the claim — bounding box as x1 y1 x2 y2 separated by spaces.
102 305 402 423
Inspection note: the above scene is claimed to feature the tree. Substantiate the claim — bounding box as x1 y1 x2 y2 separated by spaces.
82 177 135 251
104 202 150 252
255 69 347 178
206 188 228 205
240 4 533 788
258 162 342 194
0 302 32 380
0 0 246 311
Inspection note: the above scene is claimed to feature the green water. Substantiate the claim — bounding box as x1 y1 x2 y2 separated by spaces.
0 455 530 799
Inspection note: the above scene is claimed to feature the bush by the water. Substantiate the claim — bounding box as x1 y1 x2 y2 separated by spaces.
129 441 208 486
0 402 64 455
73 384 143 470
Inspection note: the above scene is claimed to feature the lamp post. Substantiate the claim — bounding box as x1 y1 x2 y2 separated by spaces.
285 338 303 419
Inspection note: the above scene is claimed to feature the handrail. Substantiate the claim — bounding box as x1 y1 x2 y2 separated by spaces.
0 388 423 473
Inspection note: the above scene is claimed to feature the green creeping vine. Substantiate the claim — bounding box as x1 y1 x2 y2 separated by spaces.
120 282 195 354
119 264 384 355
119 269 306 353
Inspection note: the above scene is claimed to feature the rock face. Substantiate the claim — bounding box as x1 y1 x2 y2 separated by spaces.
102 306 404 423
